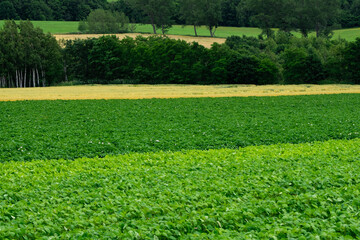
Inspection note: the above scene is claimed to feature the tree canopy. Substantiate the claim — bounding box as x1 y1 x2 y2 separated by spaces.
0 20 63 87
0 0 359 32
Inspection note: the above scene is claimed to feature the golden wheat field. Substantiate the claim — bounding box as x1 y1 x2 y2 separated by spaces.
55 33 226 48
0 84 359 101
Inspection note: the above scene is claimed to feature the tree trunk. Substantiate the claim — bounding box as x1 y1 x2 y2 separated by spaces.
36 68 40 87
194 25 198 37
161 25 165 35
149 14 157 34
24 68 27 88
64 60 68 82
16 70 19 88
32 69 36 87
209 26 214 37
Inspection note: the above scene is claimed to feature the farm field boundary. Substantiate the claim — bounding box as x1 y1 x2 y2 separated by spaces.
1 138 360 238
1 84 360 101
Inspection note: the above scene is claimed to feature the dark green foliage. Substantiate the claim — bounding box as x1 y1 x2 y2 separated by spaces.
128 0 176 34
62 38 96 83
63 35 280 85
343 37 360 84
0 1 18 19
0 94 359 162
0 20 63 87
0 0 360 30
247 0 296 37
340 0 360 28
80 9 131 34
0 0 108 21
225 35 265 53
61 33 360 86
1 138 360 238
282 47 325 84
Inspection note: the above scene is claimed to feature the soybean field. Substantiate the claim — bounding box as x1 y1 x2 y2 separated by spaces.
0 92 360 239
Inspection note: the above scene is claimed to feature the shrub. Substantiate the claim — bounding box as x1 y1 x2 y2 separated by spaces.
80 9 130 34
282 47 325 84
343 37 360 84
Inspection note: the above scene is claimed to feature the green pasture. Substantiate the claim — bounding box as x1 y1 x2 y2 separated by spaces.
1 94 359 162
0 20 359 41
1 138 360 238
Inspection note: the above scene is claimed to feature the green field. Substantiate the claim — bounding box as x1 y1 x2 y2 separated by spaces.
0 20 359 41
1 93 360 238
1 94 359 162
1 138 360 238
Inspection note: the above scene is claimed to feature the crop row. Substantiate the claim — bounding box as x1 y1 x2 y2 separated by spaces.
1 94 359 162
1 138 360 239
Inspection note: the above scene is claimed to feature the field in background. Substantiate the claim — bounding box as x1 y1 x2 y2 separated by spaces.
54 33 226 48
0 84 360 102
1 20 359 41
0 84 360 101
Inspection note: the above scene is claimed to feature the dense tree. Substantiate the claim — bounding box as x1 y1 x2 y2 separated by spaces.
128 0 175 34
0 20 62 87
109 0 145 23
201 0 223 37
245 0 297 37
343 37 360 83
220 0 241 26
179 0 204 36
340 0 360 28
0 0 360 31
0 0 108 21
0 1 18 19
294 0 341 37
79 9 131 34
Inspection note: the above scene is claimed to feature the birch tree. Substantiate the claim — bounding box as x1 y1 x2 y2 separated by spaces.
0 20 62 88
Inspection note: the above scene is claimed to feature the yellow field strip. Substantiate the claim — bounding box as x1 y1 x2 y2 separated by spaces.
0 84 359 101
54 33 226 48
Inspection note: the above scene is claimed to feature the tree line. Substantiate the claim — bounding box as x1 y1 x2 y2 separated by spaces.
1 20 360 88
0 0 360 33
0 21 62 88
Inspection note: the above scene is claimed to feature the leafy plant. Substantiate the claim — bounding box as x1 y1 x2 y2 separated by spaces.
0 138 359 238
0 94 359 162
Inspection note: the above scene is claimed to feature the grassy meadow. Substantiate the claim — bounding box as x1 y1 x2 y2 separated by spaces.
1 20 360 41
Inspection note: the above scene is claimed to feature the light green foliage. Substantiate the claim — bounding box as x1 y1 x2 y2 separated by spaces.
0 138 360 238
0 94 359 162
82 9 131 34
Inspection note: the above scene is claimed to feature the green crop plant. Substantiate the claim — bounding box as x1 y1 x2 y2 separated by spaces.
1 139 360 238
0 94 359 162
